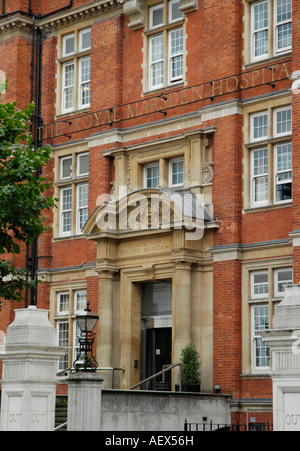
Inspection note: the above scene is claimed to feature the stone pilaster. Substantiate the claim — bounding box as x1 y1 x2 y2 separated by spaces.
96 269 115 381
172 261 192 364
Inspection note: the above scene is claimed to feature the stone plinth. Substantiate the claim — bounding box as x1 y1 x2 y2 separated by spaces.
0 306 67 431
67 371 104 431
262 285 300 431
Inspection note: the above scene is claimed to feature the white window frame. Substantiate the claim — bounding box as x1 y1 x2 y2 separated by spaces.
60 186 73 236
250 0 292 63
169 0 184 23
168 27 184 85
60 156 73 181
149 33 164 90
58 153 89 237
148 1 184 91
251 270 269 299
251 304 270 372
250 111 268 142
57 291 70 316
77 152 89 177
78 56 91 110
274 0 292 55
169 157 184 187
75 289 87 313
274 105 292 138
79 28 91 52
62 61 75 114
60 28 91 114
149 4 164 29
77 183 89 234
251 0 269 62
274 142 292 204
274 267 293 297
144 162 160 189
57 320 69 371
251 147 269 207
63 33 75 57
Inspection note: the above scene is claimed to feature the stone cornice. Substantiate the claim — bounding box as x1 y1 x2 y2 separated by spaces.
0 0 123 35
0 15 33 36
0 0 198 36
39 0 122 31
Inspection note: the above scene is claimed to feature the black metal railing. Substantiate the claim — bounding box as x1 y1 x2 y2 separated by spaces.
184 420 273 432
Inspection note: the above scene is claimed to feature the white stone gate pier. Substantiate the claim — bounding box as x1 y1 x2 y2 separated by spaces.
262 285 300 431
0 306 66 431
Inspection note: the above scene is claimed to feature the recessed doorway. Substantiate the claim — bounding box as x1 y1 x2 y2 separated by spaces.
140 281 172 390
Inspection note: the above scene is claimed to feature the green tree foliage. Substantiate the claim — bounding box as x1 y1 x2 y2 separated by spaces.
0 93 54 304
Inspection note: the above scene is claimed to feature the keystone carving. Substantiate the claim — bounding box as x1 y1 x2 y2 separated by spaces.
143 264 155 281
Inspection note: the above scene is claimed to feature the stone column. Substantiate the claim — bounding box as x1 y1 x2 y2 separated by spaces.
0 306 66 431
97 270 114 370
67 372 104 431
172 261 192 365
262 285 300 431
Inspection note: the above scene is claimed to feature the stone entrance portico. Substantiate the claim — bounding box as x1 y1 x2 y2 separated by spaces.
83 188 217 390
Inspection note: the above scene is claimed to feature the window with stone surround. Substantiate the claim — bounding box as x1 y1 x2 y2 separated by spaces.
142 155 185 189
169 157 184 187
145 0 185 91
245 104 292 208
247 265 292 373
245 0 292 64
58 27 91 115
144 162 160 188
56 289 87 371
251 303 270 370
56 152 89 237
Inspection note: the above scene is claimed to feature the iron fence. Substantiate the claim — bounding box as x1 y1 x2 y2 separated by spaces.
184 419 273 432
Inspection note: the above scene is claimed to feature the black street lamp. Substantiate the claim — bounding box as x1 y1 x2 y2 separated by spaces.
73 302 99 372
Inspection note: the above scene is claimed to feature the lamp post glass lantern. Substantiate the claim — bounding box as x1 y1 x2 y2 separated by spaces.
74 302 99 371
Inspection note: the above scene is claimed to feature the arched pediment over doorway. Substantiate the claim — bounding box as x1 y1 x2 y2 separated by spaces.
83 188 213 241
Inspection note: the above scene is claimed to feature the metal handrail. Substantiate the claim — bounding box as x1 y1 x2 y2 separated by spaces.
54 421 67 431
129 363 182 391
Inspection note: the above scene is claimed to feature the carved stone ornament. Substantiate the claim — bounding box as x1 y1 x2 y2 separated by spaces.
143 264 155 281
179 0 198 13
202 162 214 184
123 0 146 30
203 135 212 152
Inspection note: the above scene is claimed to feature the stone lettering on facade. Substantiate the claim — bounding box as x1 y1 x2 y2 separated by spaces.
118 238 171 257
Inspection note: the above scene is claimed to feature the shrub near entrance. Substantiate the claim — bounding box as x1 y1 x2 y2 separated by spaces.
181 343 201 392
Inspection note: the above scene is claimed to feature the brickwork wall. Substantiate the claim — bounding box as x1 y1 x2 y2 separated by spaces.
213 259 242 397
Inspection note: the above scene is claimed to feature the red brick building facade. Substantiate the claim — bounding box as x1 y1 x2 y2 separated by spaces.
0 0 297 425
